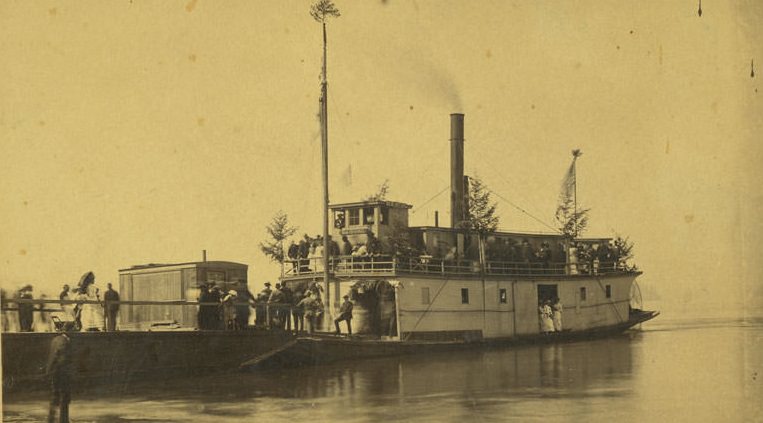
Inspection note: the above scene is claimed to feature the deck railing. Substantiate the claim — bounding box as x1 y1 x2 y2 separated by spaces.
283 256 628 278
0 298 298 333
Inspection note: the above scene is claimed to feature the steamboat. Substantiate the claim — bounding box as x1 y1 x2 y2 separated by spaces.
264 112 658 366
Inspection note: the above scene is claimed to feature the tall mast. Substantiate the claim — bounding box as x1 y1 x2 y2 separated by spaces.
311 0 340 329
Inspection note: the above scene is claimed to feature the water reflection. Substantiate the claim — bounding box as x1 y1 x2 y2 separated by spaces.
5 322 760 422
4 334 637 422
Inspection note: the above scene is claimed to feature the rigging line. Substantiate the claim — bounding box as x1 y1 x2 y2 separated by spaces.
410 186 450 214
487 188 560 233
402 278 451 341
466 136 550 221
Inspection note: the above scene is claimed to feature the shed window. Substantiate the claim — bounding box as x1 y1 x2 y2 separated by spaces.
580 287 587 301
207 271 225 283
461 288 469 304
421 287 430 305
499 288 508 304
605 284 612 298
349 209 360 226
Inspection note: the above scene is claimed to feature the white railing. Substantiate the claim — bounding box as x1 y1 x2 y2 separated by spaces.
283 256 630 278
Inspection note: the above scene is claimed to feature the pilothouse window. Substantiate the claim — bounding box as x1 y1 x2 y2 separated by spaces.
363 207 375 224
461 288 469 304
349 209 360 226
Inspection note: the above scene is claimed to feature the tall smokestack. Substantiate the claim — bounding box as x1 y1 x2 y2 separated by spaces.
450 113 465 228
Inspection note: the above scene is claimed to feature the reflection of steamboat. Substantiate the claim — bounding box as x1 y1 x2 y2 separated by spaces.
266 113 659 366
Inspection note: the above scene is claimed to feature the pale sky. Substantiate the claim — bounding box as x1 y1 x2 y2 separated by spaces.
1 1 761 316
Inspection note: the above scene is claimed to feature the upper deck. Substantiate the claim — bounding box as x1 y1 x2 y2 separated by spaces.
281 255 634 282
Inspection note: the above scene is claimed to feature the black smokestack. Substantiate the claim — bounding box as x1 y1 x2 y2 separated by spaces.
450 113 465 228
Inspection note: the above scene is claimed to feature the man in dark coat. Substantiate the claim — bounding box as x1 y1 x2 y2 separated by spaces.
334 295 354 335
268 283 285 328
47 329 72 423
103 283 120 331
197 284 211 330
255 282 272 328
208 286 222 330
291 290 304 333
279 283 293 330
298 235 310 272
17 285 34 332
287 240 299 272
341 235 353 256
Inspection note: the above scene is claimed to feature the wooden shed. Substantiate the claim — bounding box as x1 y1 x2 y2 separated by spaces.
118 261 248 329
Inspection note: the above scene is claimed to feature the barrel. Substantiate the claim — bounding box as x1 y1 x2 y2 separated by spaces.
353 307 371 334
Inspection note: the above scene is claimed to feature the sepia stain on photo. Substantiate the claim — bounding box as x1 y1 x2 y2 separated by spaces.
1 1 762 422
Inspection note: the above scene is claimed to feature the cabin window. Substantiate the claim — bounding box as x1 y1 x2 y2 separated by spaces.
349 208 360 226
380 206 389 225
605 284 612 298
421 287 430 305
207 271 225 283
363 207 375 224
579 287 587 301
461 288 469 304
499 288 507 304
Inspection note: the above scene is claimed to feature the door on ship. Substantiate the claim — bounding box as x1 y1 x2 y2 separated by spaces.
537 284 558 305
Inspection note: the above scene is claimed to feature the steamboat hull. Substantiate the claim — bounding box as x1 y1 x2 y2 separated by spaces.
247 309 659 367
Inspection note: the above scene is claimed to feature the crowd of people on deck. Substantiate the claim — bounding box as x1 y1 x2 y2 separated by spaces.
483 238 624 273
198 280 332 334
0 272 121 333
285 232 384 273
538 297 564 334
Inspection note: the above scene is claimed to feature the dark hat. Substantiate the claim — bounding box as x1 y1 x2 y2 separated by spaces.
78 271 95 287
343 295 350 299
264 281 272 286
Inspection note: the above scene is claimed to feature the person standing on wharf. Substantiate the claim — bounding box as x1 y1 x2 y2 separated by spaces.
46 325 73 423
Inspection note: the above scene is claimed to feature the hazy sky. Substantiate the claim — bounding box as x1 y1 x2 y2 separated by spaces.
1 1 761 315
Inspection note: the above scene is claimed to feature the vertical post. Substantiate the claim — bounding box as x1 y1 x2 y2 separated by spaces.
320 21 332 330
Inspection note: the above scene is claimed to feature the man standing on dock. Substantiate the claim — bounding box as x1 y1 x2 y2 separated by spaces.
46 327 72 423
104 283 120 331
334 294 353 336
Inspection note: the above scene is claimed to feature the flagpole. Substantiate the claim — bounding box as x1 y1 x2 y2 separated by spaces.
312 0 340 331
320 20 331 330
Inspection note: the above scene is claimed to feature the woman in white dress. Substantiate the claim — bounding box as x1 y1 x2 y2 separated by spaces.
539 300 555 334
79 284 104 331
552 297 563 332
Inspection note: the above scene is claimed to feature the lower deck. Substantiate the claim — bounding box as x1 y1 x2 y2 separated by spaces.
285 272 639 342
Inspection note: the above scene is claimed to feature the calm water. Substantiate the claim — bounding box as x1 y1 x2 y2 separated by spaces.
4 316 762 422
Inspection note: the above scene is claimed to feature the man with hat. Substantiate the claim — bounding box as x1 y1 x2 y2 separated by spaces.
334 294 354 336
46 322 73 422
17 285 35 332
268 283 285 328
255 282 272 328
103 283 120 332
